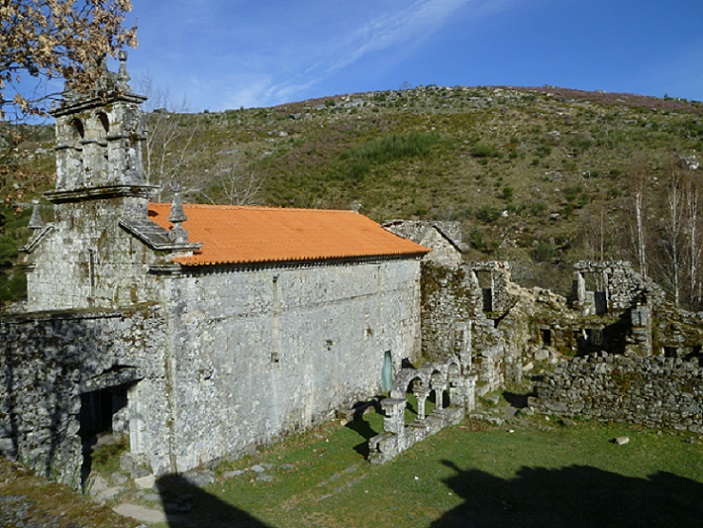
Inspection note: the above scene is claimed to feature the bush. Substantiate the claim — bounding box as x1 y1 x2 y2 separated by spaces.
338 132 439 179
501 186 514 201
529 202 548 216
531 241 555 262
475 206 501 223
534 145 552 158
470 143 502 159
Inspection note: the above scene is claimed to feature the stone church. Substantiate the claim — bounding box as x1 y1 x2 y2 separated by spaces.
3 56 429 484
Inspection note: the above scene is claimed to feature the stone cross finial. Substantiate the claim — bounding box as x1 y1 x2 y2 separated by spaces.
28 199 44 230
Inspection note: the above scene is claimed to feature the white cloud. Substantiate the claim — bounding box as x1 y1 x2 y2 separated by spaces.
132 0 526 109
258 0 476 106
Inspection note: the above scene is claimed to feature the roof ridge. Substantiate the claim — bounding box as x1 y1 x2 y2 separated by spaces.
149 202 358 214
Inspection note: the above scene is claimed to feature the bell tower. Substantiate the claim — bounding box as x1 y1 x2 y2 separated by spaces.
22 53 160 311
48 51 152 207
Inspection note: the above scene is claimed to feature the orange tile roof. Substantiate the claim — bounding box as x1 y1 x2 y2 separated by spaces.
147 203 429 266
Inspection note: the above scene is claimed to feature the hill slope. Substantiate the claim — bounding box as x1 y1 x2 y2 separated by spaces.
5 85 703 302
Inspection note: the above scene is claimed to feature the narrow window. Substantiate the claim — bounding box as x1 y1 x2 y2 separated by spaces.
88 248 96 296
540 328 552 347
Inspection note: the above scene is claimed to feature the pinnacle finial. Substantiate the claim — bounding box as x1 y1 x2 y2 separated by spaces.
28 199 44 230
168 185 190 244
117 50 131 91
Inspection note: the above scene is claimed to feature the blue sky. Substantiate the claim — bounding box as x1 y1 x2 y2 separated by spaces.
122 0 703 111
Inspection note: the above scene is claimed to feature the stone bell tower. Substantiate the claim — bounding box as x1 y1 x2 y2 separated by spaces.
49 51 151 202
22 53 160 311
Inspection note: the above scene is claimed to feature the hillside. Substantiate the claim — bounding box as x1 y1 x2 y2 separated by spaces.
3 85 703 302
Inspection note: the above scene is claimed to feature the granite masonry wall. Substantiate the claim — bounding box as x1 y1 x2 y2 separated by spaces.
572 261 665 315
531 352 703 432
0 306 169 487
161 257 423 472
22 195 164 312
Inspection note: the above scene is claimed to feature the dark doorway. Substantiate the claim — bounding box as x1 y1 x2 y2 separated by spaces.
78 385 130 488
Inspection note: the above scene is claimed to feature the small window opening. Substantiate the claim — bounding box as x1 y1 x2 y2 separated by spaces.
540 328 552 346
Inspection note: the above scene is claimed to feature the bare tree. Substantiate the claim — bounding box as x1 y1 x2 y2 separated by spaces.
626 154 650 277
663 176 684 307
682 174 703 309
200 164 261 206
136 74 200 201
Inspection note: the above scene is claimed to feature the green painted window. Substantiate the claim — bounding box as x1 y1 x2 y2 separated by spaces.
381 350 392 392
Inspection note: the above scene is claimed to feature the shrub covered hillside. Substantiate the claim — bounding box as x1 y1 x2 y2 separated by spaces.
4 86 703 307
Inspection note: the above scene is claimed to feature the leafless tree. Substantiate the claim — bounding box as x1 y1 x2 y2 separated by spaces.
136 74 200 201
199 161 261 206
627 154 650 277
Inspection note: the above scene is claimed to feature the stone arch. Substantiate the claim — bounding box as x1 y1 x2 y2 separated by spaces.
69 117 85 139
391 368 430 399
55 117 85 188
81 112 110 184
404 375 428 421
429 369 448 410
96 111 110 135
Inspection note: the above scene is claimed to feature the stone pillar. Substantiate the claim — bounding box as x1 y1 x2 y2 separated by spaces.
464 374 477 411
380 397 406 436
455 322 472 368
413 388 430 420
434 385 446 411
627 303 653 356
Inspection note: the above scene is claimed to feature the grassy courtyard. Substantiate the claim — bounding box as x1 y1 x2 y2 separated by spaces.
151 409 703 528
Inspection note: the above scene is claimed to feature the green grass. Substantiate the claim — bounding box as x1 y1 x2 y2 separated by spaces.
150 413 703 528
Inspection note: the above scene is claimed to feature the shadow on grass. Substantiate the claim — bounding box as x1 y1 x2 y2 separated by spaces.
345 399 382 457
157 474 271 527
432 460 703 527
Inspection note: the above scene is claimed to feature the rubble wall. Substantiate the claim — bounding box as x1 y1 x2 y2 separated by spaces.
0 307 169 487
531 352 703 433
420 264 477 363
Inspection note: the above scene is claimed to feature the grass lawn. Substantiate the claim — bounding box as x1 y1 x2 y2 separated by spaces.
151 411 703 528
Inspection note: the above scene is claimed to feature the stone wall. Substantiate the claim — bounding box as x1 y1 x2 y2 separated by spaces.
22 196 164 312
420 261 523 395
421 264 477 364
572 261 665 315
471 261 512 313
162 257 423 472
0 306 169 487
383 220 464 268
531 352 703 433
